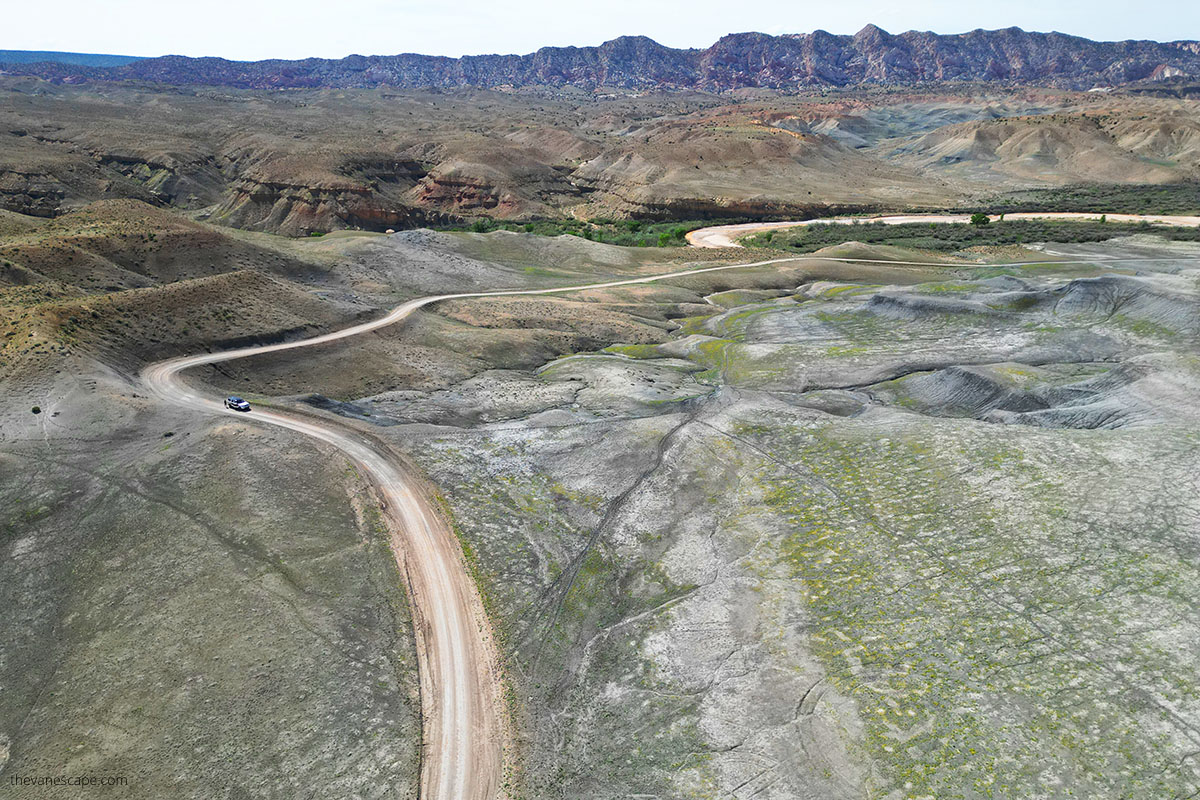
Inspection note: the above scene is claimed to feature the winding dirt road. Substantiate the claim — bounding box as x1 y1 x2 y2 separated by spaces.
139 255 841 800
140 213 1200 798
686 212 1200 248
143 313 509 800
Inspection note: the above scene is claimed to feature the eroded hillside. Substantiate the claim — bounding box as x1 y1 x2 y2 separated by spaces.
341 236 1200 798
3 80 1198 235
3 193 1200 799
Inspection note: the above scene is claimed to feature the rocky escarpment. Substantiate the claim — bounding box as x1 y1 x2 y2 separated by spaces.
4 27 1200 91
209 152 589 233
1 56 1194 236
411 152 586 219
0 159 164 218
0 128 210 217
211 176 449 235
0 168 68 217
94 152 225 209
209 155 442 234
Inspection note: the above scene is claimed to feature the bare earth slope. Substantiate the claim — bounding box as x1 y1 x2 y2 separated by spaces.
357 235 1200 798
4 79 1199 234
138 244 971 799
128 224 1200 798
884 112 1200 186
5 206 1200 798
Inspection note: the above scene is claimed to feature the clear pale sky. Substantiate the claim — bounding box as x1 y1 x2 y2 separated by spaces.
4 0 1197 60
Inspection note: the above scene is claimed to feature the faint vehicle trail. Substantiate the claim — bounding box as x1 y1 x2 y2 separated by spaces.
139 241 1159 799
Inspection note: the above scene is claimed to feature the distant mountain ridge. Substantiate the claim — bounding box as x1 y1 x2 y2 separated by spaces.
2 27 1199 91
0 50 144 67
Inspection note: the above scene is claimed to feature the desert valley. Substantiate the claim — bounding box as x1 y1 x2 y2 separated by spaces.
3 20 1200 800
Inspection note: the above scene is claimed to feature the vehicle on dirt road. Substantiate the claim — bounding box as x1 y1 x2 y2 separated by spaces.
224 396 251 412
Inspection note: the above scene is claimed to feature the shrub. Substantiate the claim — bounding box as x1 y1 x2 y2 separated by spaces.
764 218 1200 253
31 406 40 414
970 213 991 226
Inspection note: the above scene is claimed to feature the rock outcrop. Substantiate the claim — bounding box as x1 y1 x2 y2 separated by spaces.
4 27 1200 91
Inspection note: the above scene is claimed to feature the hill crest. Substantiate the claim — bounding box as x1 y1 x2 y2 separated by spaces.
3 28 1199 91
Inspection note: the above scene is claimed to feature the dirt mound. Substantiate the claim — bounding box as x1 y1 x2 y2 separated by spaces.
866 291 1000 319
2 270 361 383
1052 274 1199 333
1107 113 1200 166
887 112 1200 187
0 208 45 236
868 362 1156 428
872 362 1159 428
0 200 329 292
573 113 959 215
876 364 1050 416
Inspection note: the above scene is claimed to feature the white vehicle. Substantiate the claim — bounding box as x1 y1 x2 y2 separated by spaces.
224 396 251 412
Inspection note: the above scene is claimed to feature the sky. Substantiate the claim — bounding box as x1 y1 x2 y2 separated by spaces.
4 0 1197 61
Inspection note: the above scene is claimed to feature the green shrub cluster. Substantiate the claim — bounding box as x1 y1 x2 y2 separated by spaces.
448 217 742 247
979 183 1200 215
756 219 1200 253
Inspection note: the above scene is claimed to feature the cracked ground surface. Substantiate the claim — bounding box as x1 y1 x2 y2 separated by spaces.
342 236 1200 798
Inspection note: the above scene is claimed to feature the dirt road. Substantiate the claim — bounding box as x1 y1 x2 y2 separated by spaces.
139 255 838 800
140 238 1189 798
686 212 1200 248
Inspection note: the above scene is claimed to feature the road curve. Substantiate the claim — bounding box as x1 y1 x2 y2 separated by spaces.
143 331 507 800
139 254 847 800
139 237 1200 799
686 212 1200 248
